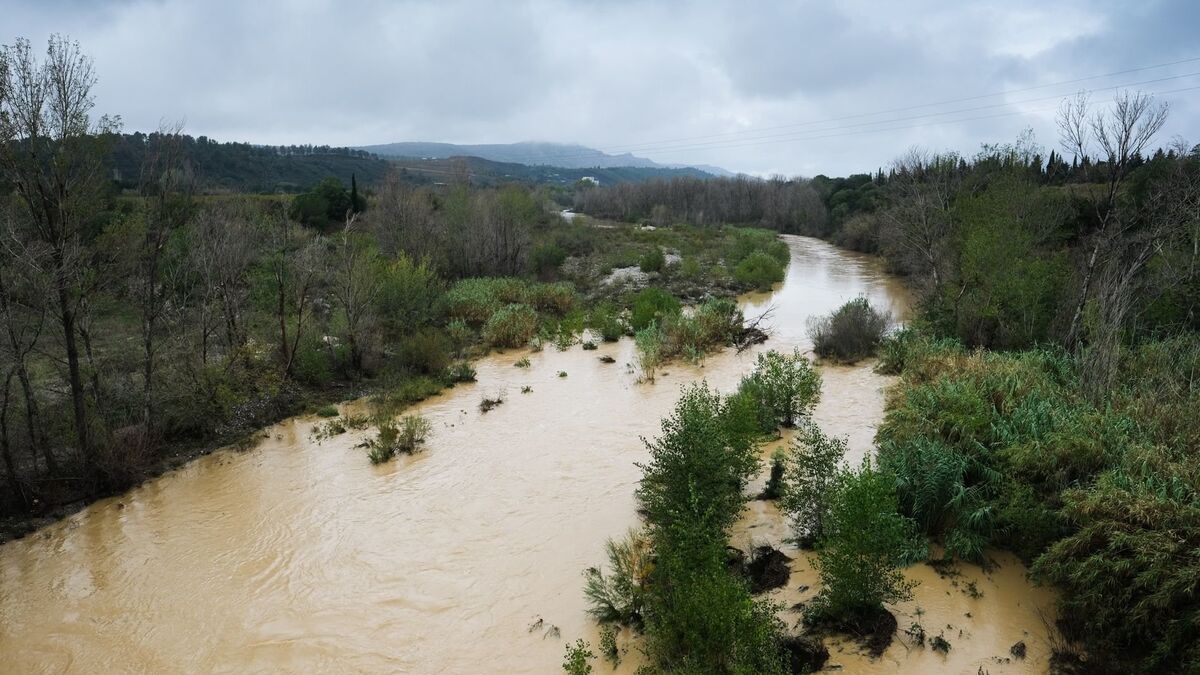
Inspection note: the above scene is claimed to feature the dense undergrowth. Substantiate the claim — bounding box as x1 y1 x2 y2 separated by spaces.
877 331 1200 673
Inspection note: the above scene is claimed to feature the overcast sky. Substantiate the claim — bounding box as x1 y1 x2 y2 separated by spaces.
5 0 1199 176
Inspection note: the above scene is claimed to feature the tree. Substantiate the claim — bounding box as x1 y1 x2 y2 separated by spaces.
136 123 195 435
781 424 846 546
1057 91 1169 346
331 214 384 372
878 148 959 290
737 348 822 430
0 36 120 473
809 459 917 621
263 208 323 377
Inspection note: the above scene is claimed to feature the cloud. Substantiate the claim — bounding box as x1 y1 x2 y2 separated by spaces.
4 0 1198 175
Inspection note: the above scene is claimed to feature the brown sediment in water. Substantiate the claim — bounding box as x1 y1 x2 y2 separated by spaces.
0 236 1053 673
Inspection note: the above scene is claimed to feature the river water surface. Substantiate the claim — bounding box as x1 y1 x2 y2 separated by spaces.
0 236 1055 673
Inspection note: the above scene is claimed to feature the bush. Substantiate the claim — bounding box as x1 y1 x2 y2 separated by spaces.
583 529 652 627
737 349 822 431
733 250 785 290
368 414 432 463
562 639 594 675
399 328 453 375
530 243 567 277
316 405 339 418
483 304 538 348
630 288 681 331
807 458 919 622
634 323 663 382
291 335 336 386
527 282 576 315
588 303 626 342
444 361 476 383
640 247 665 273
808 297 891 363
781 424 846 546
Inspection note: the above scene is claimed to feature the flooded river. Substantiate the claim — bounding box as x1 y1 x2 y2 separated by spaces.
0 236 1055 673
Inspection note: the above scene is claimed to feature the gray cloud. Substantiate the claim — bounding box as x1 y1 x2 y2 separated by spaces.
4 0 1198 176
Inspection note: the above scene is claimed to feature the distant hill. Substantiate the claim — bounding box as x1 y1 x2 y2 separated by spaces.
358 141 732 176
385 154 715 186
109 133 393 193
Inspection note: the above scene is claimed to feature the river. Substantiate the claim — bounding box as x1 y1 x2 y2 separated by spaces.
0 235 1055 673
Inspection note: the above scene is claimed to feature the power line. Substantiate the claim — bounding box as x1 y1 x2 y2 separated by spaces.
472 56 1200 166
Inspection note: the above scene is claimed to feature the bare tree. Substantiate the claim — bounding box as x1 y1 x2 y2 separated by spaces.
1057 91 1169 344
0 36 120 472
879 148 959 290
266 210 323 377
136 123 195 435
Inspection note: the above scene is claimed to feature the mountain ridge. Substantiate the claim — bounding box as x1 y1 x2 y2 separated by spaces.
356 140 733 176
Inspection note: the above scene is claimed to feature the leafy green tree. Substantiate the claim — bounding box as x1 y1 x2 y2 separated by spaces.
781 424 847 546
737 349 822 431
809 459 918 621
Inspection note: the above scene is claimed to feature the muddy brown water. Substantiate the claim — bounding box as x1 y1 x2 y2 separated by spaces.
0 236 1055 674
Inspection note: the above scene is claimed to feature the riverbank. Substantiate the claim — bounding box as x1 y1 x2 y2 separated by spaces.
0 236 1056 674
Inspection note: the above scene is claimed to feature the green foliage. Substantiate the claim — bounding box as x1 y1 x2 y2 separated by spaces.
634 323 664 382
807 458 919 621
583 529 652 627
636 383 789 675
444 361 476 383
808 297 891 363
587 303 626 342
562 639 594 675
598 625 619 666
639 247 666 273
367 414 432 463
531 243 568 277
315 405 339 418
288 176 353 229
737 349 822 431
630 288 681 331
399 328 453 376
376 254 444 336
483 304 538 348
733 250 785 290
291 335 336 386
781 424 847 546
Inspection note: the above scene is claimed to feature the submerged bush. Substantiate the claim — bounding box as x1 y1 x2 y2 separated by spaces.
737 349 822 431
583 529 653 627
808 297 891 363
781 424 846 546
588 303 626 342
483 304 538 348
807 458 919 622
368 414 432 463
399 328 453 375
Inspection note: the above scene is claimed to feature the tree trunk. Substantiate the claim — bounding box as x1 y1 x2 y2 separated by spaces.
56 283 92 471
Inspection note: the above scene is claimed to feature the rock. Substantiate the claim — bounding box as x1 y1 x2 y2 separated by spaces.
1011 640 1027 659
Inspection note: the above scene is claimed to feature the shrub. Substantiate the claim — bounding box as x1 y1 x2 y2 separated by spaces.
678 256 702 279
808 297 891 363
444 361 476 383
781 424 846 546
562 639 594 675
733 250 785 290
483 304 538 348
399 328 453 375
368 414 432 463
588 303 626 342
634 323 663 383
291 335 335 386
737 349 822 431
807 458 919 622
531 243 567 277
640 247 665 273
630 287 680 331
583 529 652 627
527 282 576 315
316 405 339 418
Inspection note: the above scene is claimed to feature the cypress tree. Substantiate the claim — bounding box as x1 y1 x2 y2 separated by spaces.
350 173 360 213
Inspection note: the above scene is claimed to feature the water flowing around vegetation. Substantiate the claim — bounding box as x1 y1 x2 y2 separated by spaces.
0 236 1056 673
